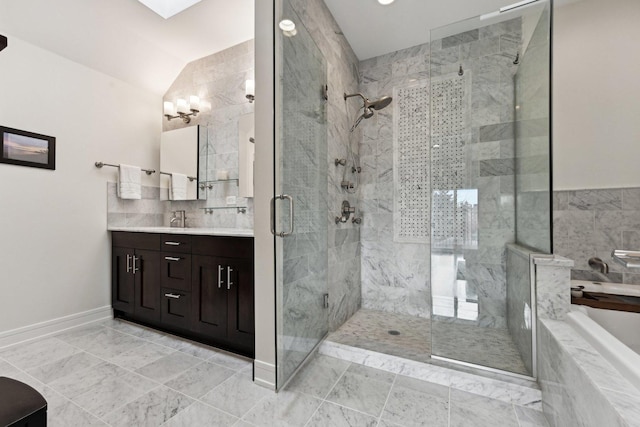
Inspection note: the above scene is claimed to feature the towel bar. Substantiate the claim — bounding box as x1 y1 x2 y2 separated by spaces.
95 162 155 175
159 171 197 182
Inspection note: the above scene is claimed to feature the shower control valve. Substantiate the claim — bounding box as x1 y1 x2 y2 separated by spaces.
335 200 356 224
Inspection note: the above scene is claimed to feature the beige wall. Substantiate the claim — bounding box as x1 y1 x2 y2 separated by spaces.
0 35 161 335
553 0 640 190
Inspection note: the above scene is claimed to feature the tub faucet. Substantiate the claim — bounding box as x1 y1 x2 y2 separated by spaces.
588 257 609 274
170 210 186 228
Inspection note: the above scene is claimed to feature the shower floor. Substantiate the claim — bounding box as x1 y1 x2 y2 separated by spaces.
326 309 529 375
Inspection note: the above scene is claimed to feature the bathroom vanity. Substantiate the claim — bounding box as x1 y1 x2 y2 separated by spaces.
109 227 254 357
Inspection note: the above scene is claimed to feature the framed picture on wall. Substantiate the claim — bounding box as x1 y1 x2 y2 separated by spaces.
0 126 56 170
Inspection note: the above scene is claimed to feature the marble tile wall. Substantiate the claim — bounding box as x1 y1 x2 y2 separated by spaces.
358 43 431 319
163 40 255 229
358 19 523 328
538 318 640 427
553 187 640 284
288 0 362 333
514 8 552 253
106 183 253 229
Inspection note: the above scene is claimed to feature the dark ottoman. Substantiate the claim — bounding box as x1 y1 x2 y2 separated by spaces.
0 377 47 427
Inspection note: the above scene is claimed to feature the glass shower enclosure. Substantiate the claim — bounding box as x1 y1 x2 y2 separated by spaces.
429 0 552 377
273 0 329 389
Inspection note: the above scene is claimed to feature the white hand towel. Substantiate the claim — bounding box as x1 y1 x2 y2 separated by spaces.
170 173 188 201
117 164 141 200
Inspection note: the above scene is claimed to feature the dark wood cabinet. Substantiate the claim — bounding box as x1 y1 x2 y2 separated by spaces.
111 231 254 357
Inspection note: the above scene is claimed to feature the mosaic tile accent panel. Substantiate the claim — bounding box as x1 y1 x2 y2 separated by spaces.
393 79 431 243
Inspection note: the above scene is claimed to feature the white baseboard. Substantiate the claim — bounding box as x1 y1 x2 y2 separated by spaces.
253 359 276 390
0 306 113 349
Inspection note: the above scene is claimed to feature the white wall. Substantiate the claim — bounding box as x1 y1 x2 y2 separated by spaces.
553 0 640 190
0 35 161 333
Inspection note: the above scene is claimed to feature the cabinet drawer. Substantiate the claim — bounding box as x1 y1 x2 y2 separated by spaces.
161 253 192 292
161 234 192 254
161 289 191 330
192 236 254 259
112 232 160 251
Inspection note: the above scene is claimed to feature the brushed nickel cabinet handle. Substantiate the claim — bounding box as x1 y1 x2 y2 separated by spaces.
164 241 181 246
164 293 181 299
218 265 225 289
126 254 132 273
133 256 139 274
227 266 234 290
164 256 181 262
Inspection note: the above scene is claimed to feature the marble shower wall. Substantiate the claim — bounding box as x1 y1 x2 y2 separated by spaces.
358 19 523 327
162 40 255 230
553 187 640 285
434 20 523 328
514 7 552 253
358 44 431 318
287 0 362 332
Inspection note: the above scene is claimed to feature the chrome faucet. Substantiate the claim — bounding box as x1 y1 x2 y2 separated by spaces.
170 210 186 228
588 257 609 274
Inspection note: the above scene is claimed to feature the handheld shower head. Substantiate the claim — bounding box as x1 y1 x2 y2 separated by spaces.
344 92 393 132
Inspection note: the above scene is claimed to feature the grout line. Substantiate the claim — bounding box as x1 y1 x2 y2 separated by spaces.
448 385 451 427
377 371 398 421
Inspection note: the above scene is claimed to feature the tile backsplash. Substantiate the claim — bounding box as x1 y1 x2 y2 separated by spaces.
553 187 640 284
107 182 253 229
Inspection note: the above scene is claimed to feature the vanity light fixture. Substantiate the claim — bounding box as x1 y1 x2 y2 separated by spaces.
164 95 200 123
378 0 395 5
245 80 255 103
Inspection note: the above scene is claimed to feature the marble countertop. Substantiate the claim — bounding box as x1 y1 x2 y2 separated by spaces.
108 226 254 237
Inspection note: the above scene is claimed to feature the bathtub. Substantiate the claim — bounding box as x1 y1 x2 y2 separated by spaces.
567 280 640 392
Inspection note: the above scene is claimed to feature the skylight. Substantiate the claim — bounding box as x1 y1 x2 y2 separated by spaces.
137 0 202 19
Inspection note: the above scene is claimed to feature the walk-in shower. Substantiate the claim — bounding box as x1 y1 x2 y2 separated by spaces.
274 0 552 389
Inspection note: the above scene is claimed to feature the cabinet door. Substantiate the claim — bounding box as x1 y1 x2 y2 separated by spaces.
112 247 135 313
191 255 228 339
134 249 161 322
226 258 255 354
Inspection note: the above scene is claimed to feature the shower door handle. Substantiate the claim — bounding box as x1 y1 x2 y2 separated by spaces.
270 194 294 237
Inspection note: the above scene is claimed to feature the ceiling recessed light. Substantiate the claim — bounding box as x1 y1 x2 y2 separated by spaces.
279 19 296 32
378 0 395 5
137 0 201 19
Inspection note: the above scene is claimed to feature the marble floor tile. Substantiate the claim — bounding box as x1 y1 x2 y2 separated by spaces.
49 362 132 399
161 401 239 427
49 399 108 427
285 353 350 398
102 386 194 427
200 370 272 418
208 349 253 371
325 364 395 417
54 323 108 343
382 375 449 427
0 337 81 370
109 342 176 371
71 375 154 418
135 351 203 383
164 361 235 399
67 328 147 360
105 319 167 341
27 351 102 384
241 389 322 427
1 320 549 427
306 401 378 427
449 389 520 427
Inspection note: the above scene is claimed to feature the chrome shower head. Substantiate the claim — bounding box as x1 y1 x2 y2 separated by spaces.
366 96 393 111
344 92 393 132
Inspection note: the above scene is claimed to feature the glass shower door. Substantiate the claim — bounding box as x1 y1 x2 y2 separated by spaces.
274 0 329 389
